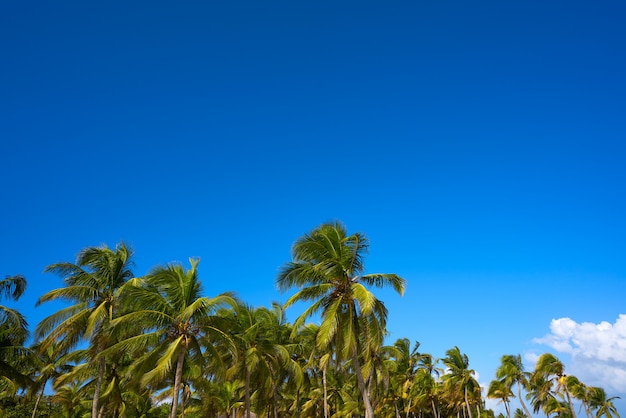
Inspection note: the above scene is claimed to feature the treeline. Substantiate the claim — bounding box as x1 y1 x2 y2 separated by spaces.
0 222 620 417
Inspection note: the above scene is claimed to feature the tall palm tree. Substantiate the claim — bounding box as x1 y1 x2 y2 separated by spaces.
0 275 30 392
264 302 304 417
51 382 90 418
290 322 327 418
225 302 301 418
36 242 134 417
512 408 529 418
411 367 441 418
532 353 577 418
363 338 401 414
487 379 513 418
277 221 406 418
565 375 589 417
495 355 533 418
528 373 558 417
384 338 417 417
0 275 27 339
441 346 481 418
587 387 620 418
26 342 73 418
106 258 235 418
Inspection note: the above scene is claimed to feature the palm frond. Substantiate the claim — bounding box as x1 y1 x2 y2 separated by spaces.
317 298 341 350
36 285 98 306
351 283 376 315
142 336 183 386
34 303 90 347
0 306 28 343
0 275 26 301
360 273 406 295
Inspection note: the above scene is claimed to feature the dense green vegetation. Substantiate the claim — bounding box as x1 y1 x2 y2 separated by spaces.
1 222 620 417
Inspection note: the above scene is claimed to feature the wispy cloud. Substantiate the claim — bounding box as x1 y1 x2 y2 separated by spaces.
533 314 626 393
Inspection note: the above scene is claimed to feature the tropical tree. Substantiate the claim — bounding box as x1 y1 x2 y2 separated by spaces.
0 275 27 340
277 221 406 418
0 275 30 393
51 382 90 418
495 355 533 418
411 366 442 418
193 379 244 418
382 338 418 417
441 346 481 418
26 342 72 418
363 338 401 415
487 379 513 418
286 321 330 418
106 257 235 418
225 302 301 418
531 353 577 418
35 242 134 417
529 373 558 417
587 387 620 418
512 408 529 418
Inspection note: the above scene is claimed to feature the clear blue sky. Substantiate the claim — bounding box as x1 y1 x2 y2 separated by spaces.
2 1 625 414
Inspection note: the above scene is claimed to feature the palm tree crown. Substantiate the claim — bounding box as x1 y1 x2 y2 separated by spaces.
277 221 405 351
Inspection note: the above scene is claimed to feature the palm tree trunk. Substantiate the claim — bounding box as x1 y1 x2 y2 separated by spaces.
431 398 438 418
296 388 301 418
31 381 46 418
92 356 105 418
170 347 186 418
272 379 279 418
181 383 187 418
351 345 375 418
565 388 577 418
245 367 251 418
322 364 329 418
464 386 472 418
517 382 533 418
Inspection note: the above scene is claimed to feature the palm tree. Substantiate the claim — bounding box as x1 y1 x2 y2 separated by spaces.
528 373 558 417
26 342 73 418
383 338 416 417
565 375 590 417
411 367 441 418
512 408 529 418
106 258 235 418
487 379 513 418
277 221 406 418
225 302 301 418
441 346 481 418
532 353 577 418
263 302 304 417
0 275 31 393
0 275 27 339
36 242 134 417
52 382 90 418
495 355 533 418
363 338 401 414
289 322 328 418
587 387 620 418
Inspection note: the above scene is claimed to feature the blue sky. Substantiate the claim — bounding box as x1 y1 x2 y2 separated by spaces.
2 0 625 414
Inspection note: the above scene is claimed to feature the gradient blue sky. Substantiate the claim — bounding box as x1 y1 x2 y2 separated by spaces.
2 1 625 414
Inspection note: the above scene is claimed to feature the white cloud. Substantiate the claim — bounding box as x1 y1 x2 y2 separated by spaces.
533 314 626 393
